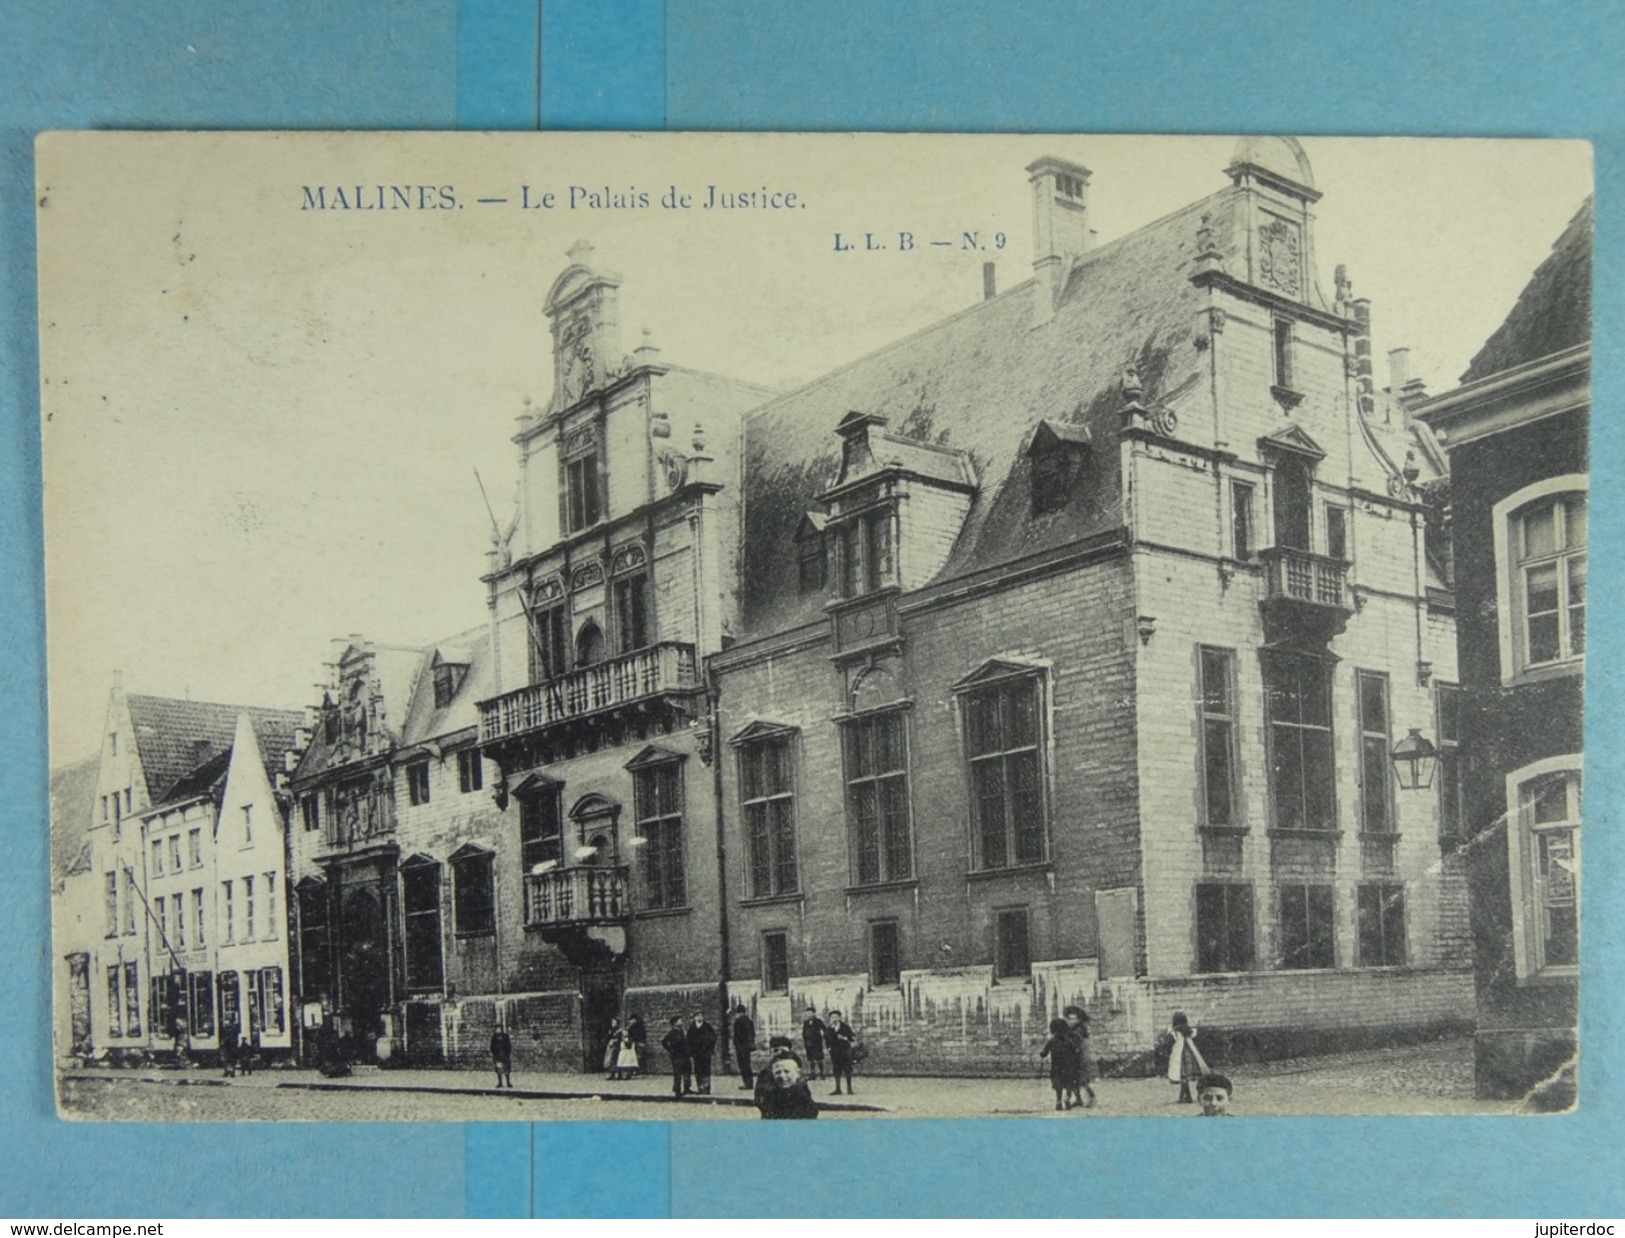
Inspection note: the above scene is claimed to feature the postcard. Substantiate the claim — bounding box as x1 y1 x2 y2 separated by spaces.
39 132 1589 1120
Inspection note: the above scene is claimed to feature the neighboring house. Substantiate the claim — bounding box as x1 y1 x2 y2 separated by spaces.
51 753 100 1064
65 683 303 1063
1414 199 1590 1109
288 632 507 1066
713 138 1470 1071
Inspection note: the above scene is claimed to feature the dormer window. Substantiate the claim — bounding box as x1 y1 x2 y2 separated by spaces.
1026 420 1091 516
839 508 894 598
795 513 828 595
432 662 465 709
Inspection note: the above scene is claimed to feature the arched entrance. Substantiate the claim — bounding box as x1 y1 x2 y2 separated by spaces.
339 888 389 1057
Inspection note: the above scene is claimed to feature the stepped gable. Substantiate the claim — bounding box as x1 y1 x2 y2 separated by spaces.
126 694 302 804
1461 197 1592 383
738 184 1245 638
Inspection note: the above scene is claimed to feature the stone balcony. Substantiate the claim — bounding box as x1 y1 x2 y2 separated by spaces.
523 865 631 929
478 642 701 760
1258 546 1353 646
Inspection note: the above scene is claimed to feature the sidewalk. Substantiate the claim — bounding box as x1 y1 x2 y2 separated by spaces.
60 1037 1517 1118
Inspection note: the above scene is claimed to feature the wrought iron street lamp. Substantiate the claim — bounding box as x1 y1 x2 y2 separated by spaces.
1391 727 1439 791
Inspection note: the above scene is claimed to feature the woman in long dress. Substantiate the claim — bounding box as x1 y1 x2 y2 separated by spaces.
613 1029 640 1080
603 1019 623 1079
1166 1011 1209 1104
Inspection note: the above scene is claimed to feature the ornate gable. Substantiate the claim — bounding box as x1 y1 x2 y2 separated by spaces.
1259 424 1326 461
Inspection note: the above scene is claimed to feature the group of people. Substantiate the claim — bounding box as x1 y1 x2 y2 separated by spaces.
602 1015 649 1081
1038 1005 1097 1111
216 1021 256 1078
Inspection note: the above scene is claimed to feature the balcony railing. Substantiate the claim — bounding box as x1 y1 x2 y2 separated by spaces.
523 865 631 928
1260 547 1350 609
1257 547 1353 646
479 641 699 743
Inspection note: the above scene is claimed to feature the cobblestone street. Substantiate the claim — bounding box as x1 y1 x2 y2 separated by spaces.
59 1036 1520 1122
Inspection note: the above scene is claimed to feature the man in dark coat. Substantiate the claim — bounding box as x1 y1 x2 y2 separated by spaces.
731 1001 756 1089
660 1015 692 1096
490 1024 513 1089
824 1009 857 1095
686 1009 718 1095
219 1022 239 1078
801 1009 827 1079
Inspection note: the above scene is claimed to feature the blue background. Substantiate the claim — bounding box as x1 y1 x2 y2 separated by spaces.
2 0 1621 1218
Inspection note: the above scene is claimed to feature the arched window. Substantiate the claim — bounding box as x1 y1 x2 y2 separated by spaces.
1507 758 1582 979
1495 478 1587 682
575 620 606 668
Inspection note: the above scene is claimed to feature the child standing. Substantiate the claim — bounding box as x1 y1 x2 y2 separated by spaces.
1040 1018 1082 1111
1062 1005 1096 1110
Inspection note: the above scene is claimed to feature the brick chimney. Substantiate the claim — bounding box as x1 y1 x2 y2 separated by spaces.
1026 156 1093 326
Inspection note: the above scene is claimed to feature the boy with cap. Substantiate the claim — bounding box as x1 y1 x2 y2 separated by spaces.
1197 1072 1234 1116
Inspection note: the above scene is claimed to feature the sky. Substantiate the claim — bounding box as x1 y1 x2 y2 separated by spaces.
36 132 1592 764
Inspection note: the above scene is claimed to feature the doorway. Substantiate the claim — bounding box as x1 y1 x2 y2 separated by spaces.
340 888 389 1057
581 968 624 1073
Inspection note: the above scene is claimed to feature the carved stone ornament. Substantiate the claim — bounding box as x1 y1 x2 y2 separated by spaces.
558 311 596 404
1258 218 1302 297
570 561 605 590
563 425 598 459
1150 408 1180 437
611 543 647 575
533 576 564 603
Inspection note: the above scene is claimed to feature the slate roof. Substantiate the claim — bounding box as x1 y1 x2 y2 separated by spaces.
400 626 492 747
125 694 303 806
738 185 1246 637
1461 197 1593 383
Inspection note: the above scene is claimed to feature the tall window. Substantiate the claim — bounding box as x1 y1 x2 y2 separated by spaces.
964 675 1046 869
762 931 789 994
242 805 253 845
529 601 569 682
1357 670 1393 834
297 882 331 996
1199 648 1238 827
189 971 215 1037
1272 318 1295 390
1279 884 1334 969
843 711 913 885
994 908 1031 981
1272 457 1313 551
614 573 650 653
151 839 163 877
266 873 278 939
519 785 564 871
123 961 142 1038
432 661 465 708
633 762 687 910
222 880 235 943
565 450 601 532
1231 481 1256 560
452 849 496 936
188 828 202 867
124 870 137 935
1265 654 1335 831
1517 493 1586 667
301 793 320 834
869 920 902 987
457 749 484 794
193 888 206 948
243 875 256 940
169 834 182 873
1511 763 1581 976
401 859 444 991
1196 883 1255 973
840 508 893 597
172 893 185 948
741 732 798 898
104 871 118 937
1356 883 1407 966
1436 683 1465 839
1325 504 1348 561
406 762 431 807
106 966 123 1038
156 895 168 946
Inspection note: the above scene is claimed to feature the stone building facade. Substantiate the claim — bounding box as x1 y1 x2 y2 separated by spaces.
280 139 1478 1077
1415 200 1590 1109
713 139 1471 1073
